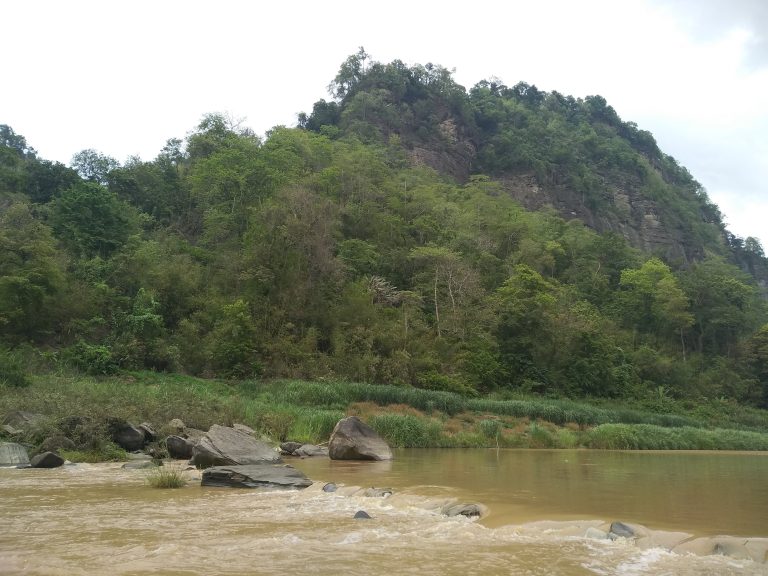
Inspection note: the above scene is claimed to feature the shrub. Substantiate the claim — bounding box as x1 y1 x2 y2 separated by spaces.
0 348 30 388
64 341 118 375
61 442 128 463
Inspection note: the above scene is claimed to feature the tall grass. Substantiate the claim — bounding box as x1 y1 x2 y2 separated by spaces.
369 413 443 448
585 424 768 451
145 465 186 488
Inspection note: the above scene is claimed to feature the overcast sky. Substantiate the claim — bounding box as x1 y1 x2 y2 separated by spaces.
4 0 766 247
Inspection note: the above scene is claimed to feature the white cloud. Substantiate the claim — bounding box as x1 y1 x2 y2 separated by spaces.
2 0 766 246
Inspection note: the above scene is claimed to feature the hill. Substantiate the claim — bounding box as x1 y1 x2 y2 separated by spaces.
1 52 767 408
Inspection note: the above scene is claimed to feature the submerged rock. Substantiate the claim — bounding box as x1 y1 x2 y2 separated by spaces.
0 442 30 467
201 463 312 489
30 451 65 468
322 482 338 493
362 487 393 498
122 460 159 470
191 425 281 468
294 444 329 458
585 527 609 540
441 503 486 518
328 416 393 461
609 521 636 539
353 510 372 519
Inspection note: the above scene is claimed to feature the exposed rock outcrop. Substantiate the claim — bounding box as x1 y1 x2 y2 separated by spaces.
201 463 311 489
328 416 393 461
191 424 281 468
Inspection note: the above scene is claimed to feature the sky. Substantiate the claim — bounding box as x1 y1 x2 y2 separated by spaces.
3 0 767 247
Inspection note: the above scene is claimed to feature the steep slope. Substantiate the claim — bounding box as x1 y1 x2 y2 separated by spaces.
301 52 729 264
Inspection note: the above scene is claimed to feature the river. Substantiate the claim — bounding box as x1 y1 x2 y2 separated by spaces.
1 449 767 575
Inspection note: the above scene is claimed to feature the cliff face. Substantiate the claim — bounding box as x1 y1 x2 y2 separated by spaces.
497 173 701 263
305 55 732 264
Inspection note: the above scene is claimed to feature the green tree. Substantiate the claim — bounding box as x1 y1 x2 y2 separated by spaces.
51 182 137 258
0 202 62 342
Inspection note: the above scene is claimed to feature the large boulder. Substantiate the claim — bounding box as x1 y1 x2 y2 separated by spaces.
166 435 196 459
30 451 65 468
0 442 31 467
201 463 312 489
328 416 393 461
191 424 281 468
138 422 157 443
107 419 147 451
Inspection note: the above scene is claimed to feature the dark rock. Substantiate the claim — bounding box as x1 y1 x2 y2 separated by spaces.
201 463 312 489
294 444 329 458
138 422 157 443
232 423 256 436
191 424 281 468
108 419 146 451
322 482 338 493
166 435 195 459
30 451 65 468
280 441 303 455
39 435 76 453
0 442 31 467
362 487 393 498
442 503 485 518
609 521 636 539
122 460 159 470
328 416 393 461
353 510 372 519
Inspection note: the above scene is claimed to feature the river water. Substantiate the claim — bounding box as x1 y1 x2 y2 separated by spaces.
2 449 767 575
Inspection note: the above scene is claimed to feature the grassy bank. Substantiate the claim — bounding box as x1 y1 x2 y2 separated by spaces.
2 372 768 455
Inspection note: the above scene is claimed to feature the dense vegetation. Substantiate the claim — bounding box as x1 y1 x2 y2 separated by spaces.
2 51 768 414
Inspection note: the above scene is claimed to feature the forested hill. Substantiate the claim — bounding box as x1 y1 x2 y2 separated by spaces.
1 51 768 407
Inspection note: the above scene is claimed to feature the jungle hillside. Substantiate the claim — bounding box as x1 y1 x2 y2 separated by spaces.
2 50 768 412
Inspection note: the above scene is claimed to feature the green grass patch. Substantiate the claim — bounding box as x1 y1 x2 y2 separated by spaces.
60 442 128 463
585 424 768 451
369 413 443 448
145 465 186 488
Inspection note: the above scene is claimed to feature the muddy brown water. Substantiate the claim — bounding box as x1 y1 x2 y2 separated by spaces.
1 449 767 575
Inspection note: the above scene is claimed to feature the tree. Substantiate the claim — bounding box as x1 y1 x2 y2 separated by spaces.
0 202 62 342
51 182 137 258
617 258 693 356
70 149 119 185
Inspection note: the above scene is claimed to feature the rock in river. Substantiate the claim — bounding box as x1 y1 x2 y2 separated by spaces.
201 463 312 489
30 451 65 468
191 424 281 468
328 416 393 461
0 442 30 467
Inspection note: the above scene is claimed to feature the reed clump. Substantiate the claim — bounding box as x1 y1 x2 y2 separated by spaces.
145 465 186 489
